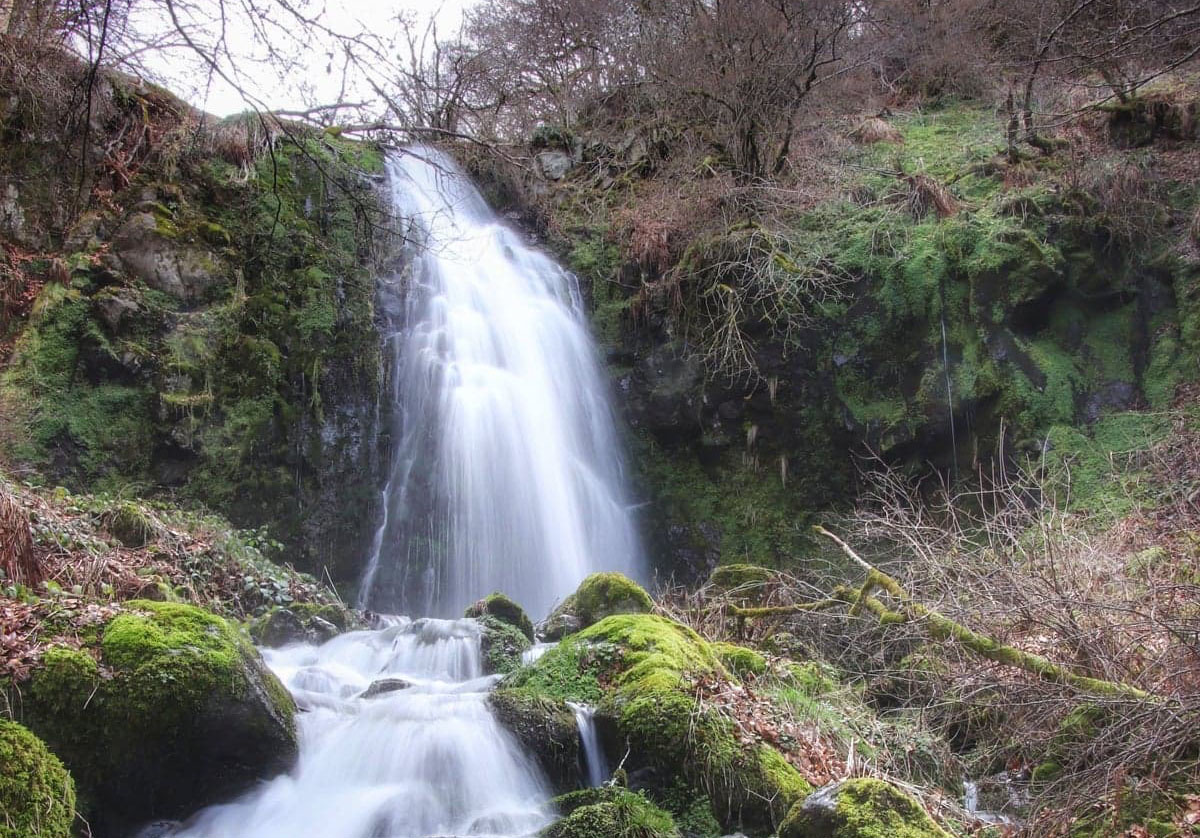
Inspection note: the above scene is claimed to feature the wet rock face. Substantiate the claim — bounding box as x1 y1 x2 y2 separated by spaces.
488 689 581 794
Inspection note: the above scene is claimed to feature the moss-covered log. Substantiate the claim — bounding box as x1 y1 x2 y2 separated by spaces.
731 526 1154 702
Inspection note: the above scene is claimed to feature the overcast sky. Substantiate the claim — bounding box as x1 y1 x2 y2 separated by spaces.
141 0 475 117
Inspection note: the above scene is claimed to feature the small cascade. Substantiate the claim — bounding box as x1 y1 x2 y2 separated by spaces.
567 702 610 788
359 147 643 619
168 620 552 838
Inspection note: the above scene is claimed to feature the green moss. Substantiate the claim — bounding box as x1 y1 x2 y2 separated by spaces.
103 500 155 547
779 778 950 838
22 601 296 830
708 563 772 593
465 591 535 640
478 614 533 675
544 787 680 838
573 572 653 627
0 719 76 838
1043 411 1171 518
1031 760 1063 784
712 642 767 677
509 613 802 832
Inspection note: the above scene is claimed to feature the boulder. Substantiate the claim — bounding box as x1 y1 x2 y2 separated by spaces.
779 778 950 838
465 592 535 641
505 613 809 833
249 602 356 648
478 614 533 675
20 601 297 837
0 719 76 838
109 212 221 302
536 150 573 180
573 572 653 627
360 678 412 699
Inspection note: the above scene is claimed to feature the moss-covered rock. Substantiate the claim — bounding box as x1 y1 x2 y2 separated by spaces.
0 719 76 838
248 602 358 647
101 500 156 547
542 786 680 838
18 600 297 836
712 642 768 677
465 592 535 641
779 778 950 838
541 594 583 641
478 614 533 675
504 613 808 833
489 688 580 793
573 572 654 627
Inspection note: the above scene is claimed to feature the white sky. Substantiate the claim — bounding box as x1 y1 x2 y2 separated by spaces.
139 0 475 117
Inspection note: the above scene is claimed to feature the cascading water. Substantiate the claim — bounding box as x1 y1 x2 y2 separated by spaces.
167 619 553 838
359 147 643 619
165 150 640 837
567 702 610 788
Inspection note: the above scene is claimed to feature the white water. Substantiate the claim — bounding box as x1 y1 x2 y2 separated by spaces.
359 147 643 619
168 619 553 838
566 702 609 788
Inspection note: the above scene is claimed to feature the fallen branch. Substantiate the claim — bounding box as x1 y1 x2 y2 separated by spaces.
730 526 1156 702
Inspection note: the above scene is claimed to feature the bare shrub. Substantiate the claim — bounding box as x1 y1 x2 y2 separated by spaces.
1069 154 1167 247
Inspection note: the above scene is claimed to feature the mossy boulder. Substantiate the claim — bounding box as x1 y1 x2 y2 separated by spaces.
478 615 533 675
504 613 809 833
102 501 156 547
779 778 951 838
573 572 654 627
248 602 357 648
465 592 535 641
541 594 583 641
0 719 76 838
542 786 680 838
489 688 581 793
18 600 297 836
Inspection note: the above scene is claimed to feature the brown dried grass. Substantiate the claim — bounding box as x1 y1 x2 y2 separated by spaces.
0 488 38 586
850 116 903 145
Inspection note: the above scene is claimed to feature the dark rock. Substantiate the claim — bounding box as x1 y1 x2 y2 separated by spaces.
488 689 581 794
94 292 139 332
249 604 357 648
360 678 412 699
540 603 582 642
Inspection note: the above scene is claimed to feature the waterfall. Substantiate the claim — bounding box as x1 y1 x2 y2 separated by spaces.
359 146 643 619
567 702 610 788
167 620 553 838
